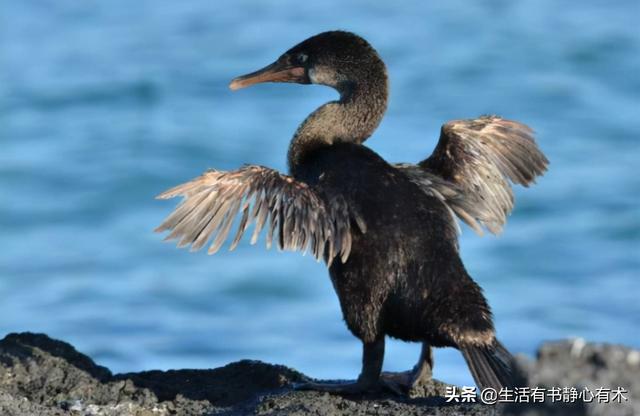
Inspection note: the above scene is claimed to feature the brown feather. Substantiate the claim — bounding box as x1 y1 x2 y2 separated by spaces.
396 115 548 236
155 165 366 262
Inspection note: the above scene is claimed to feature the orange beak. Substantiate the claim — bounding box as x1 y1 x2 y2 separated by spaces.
229 60 307 90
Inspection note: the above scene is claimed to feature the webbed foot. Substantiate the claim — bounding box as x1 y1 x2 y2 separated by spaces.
380 370 413 395
380 368 432 396
380 342 434 396
293 338 387 396
294 380 380 394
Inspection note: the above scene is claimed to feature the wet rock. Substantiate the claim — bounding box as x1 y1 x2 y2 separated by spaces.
0 333 636 415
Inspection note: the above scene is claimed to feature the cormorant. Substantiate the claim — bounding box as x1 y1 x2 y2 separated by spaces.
155 31 548 394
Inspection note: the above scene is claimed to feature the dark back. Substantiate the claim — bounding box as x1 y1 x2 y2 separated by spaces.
293 143 490 344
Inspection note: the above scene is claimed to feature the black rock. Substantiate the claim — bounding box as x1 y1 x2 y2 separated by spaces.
0 333 636 415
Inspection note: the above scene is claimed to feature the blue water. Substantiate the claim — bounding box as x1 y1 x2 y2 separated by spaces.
1 1 638 388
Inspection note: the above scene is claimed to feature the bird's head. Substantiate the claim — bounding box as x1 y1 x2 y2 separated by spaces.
229 31 386 95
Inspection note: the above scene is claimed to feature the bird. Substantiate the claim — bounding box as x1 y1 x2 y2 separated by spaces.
155 30 548 395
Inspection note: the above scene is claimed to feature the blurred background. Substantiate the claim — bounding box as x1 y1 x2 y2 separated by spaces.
1 0 638 387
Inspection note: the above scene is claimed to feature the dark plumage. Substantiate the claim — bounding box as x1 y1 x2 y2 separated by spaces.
156 31 548 394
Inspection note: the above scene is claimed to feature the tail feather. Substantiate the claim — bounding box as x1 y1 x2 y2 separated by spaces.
461 340 522 391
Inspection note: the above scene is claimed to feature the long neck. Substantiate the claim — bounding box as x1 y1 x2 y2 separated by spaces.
287 71 388 172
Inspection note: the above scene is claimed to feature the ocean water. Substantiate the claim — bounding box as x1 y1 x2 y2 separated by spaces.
1 1 638 388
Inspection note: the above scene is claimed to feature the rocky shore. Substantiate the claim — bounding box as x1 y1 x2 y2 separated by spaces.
0 333 636 415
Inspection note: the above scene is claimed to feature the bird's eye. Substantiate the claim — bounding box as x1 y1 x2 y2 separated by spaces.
296 53 308 64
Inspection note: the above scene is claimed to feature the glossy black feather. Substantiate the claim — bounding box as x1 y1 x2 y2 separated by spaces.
293 143 495 346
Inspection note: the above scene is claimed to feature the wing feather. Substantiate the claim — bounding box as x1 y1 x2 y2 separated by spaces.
155 165 365 262
229 203 251 251
396 115 548 235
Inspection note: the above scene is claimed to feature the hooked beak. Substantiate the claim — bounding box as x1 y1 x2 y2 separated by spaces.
229 59 307 90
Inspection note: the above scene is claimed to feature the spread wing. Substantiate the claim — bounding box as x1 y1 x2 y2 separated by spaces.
155 165 366 263
397 115 548 235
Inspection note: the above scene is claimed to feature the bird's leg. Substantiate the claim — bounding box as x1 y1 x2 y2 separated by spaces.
380 342 434 395
412 341 434 385
295 338 385 394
